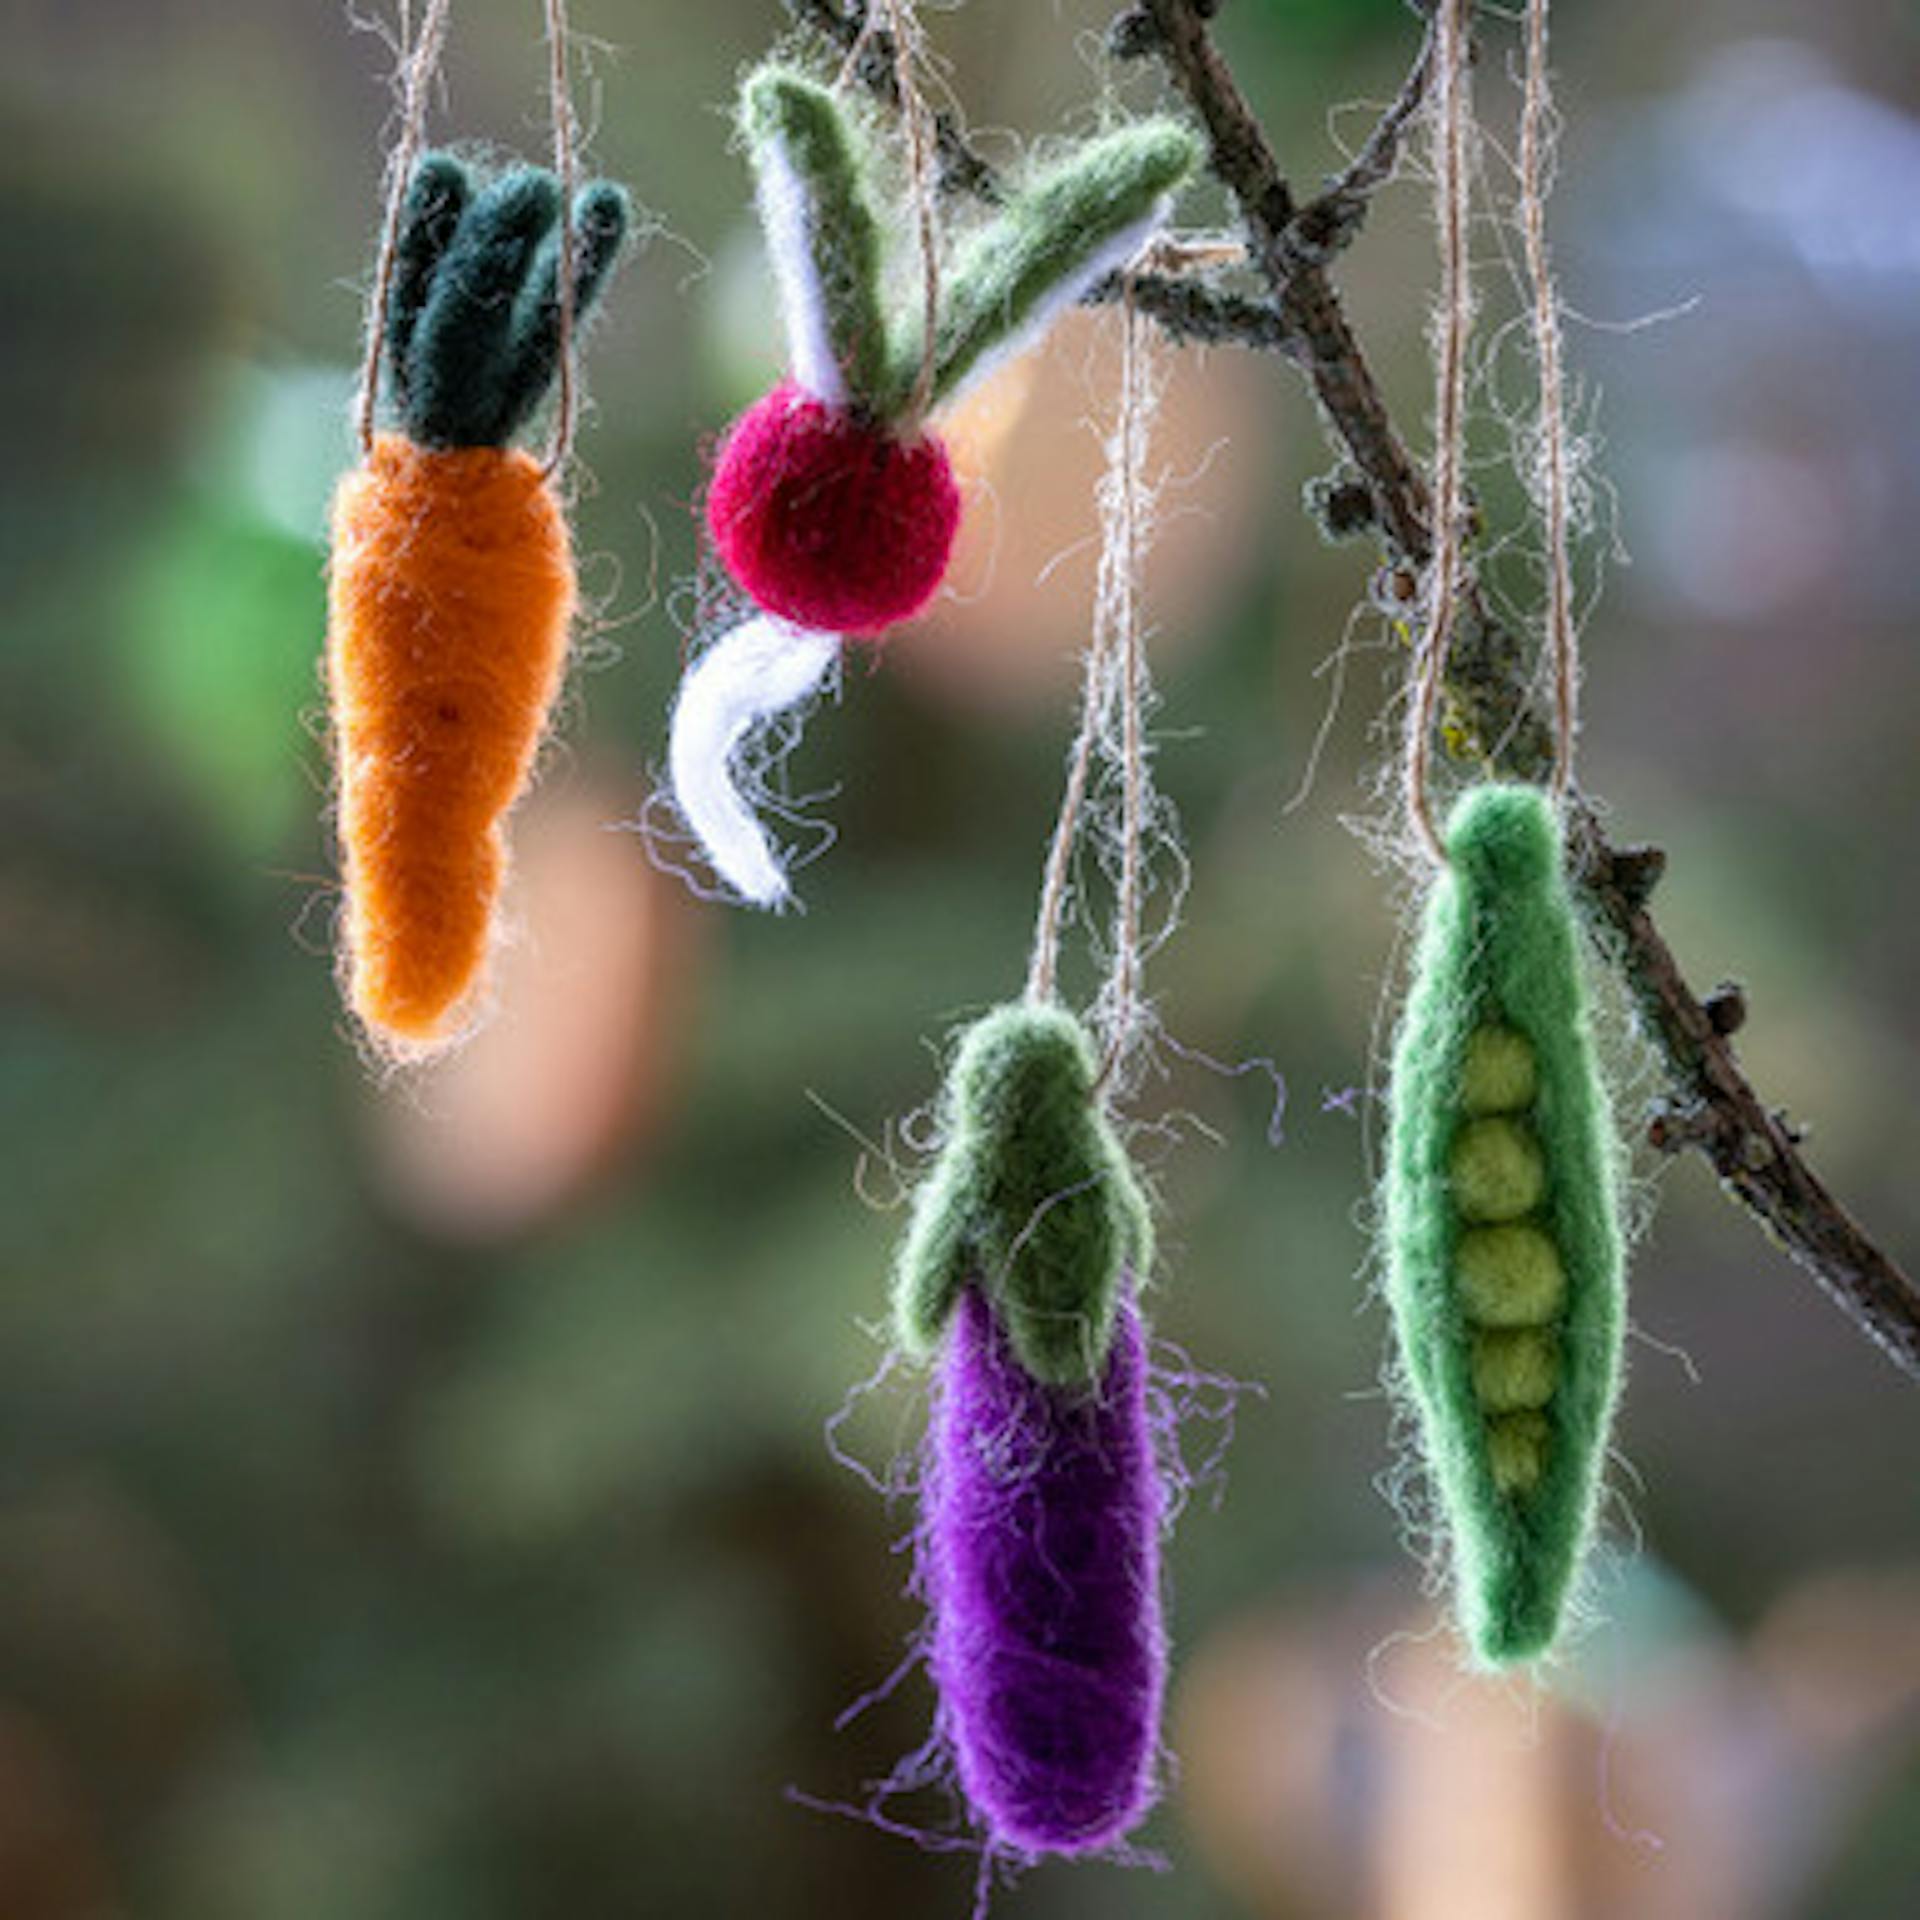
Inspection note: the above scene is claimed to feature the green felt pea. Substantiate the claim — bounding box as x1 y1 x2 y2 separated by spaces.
1384 785 1625 1668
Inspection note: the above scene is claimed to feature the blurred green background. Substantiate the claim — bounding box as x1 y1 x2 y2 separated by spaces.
4 0 1920 1914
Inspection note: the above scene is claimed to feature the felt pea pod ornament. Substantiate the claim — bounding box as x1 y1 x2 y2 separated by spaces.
668 65 1201 907
327 154 629 1053
893 1002 1168 1857
1383 784 1626 1666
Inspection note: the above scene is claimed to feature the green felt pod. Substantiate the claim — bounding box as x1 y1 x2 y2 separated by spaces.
893 1003 1153 1387
1383 784 1626 1667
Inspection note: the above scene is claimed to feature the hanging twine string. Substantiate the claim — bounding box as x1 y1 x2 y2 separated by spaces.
1406 0 1584 859
1403 0 1473 866
1518 0 1576 798
354 0 586 472
539 0 582 476
884 0 942 426
842 1 942 425
355 0 456 457
1105 295 1150 1074
1027 654 1104 1008
1026 276 1164 1105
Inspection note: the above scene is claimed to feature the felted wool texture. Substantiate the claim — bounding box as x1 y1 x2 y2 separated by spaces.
391 156 630 449
328 435 574 1048
705 382 962 636
665 614 841 907
384 154 470 426
894 1002 1153 1387
924 1284 1166 1857
1383 783 1624 1668
740 65 888 410
490 179 631 446
889 121 1202 414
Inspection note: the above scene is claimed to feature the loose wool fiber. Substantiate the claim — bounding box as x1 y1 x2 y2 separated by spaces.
328 435 574 1048
1384 784 1624 1667
893 1002 1153 1387
706 382 962 636
924 1285 1165 1857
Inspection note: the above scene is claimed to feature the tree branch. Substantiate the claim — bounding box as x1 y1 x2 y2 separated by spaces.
1572 814 1920 1377
1133 0 1920 1377
1083 267 1302 353
793 0 1920 1374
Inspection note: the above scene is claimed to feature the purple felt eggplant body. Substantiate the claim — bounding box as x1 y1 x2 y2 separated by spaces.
924 1283 1166 1856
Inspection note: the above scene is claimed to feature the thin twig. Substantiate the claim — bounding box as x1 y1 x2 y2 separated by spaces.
1138 0 1433 556
786 0 1300 357
1109 296 1148 1064
1085 268 1301 354
819 0 1920 1376
1133 0 1920 1376
1570 809 1920 1379
1319 19 1437 209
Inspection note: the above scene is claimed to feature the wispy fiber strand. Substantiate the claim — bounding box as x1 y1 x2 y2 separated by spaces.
880 0 941 425
539 0 581 474
1027 285 1169 1100
356 0 456 457
354 0 591 474
1517 0 1576 795
1404 0 1474 865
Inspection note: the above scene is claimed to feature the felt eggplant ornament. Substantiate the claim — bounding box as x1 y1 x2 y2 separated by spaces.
327 153 629 1053
667 64 1200 907
893 1002 1167 1857
1383 784 1626 1666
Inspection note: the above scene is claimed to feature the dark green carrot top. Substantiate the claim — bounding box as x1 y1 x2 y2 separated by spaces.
381 152 630 450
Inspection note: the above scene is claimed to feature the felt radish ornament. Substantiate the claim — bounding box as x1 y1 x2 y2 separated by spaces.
327 152 629 1053
667 63 1200 906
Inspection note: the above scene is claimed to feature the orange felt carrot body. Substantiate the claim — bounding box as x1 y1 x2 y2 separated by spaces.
324 154 628 1054
329 436 574 1045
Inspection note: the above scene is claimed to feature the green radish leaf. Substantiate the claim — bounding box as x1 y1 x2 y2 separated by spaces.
740 66 891 410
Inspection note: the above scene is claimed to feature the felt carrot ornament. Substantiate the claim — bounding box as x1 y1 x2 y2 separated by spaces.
326 1 631 1054
667 55 1200 906
1382 0 1626 1667
878 300 1197 1864
328 159 626 1051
